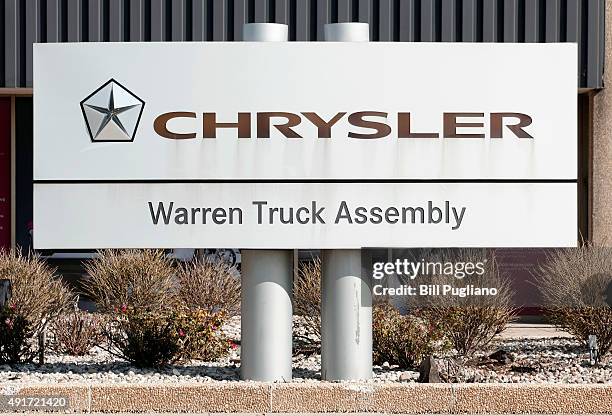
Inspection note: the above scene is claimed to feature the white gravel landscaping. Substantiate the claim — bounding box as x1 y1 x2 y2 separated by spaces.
0 317 610 385
455 337 612 384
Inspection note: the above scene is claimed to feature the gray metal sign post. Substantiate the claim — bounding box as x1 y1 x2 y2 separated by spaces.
321 23 373 381
239 24 293 382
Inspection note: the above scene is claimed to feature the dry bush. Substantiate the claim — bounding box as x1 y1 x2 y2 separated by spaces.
293 259 321 348
50 308 106 356
173 308 232 362
106 306 231 367
373 302 448 368
106 308 183 368
84 251 234 367
177 260 240 315
0 249 73 325
415 249 516 356
84 249 177 313
0 308 31 364
0 249 73 363
533 244 612 356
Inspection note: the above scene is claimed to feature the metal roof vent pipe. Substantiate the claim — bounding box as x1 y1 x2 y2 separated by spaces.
323 22 370 42
243 23 289 41
239 23 293 383
321 22 373 382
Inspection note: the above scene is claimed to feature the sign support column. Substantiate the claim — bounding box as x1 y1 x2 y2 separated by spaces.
239 23 293 382
321 22 373 381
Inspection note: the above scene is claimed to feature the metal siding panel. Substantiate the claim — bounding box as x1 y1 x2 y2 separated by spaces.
46 0 60 43
151 0 166 41
109 0 125 42
565 0 580 42
129 0 146 41
191 0 203 40
275 0 289 24
192 0 206 40
254 0 267 22
203 0 213 40
88 0 103 42
295 0 310 41
317 0 331 41
378 0 392 41
566 0 583 85
420 0 436 42
545 0 560 42
358 0 372 39
4 0 18 87
212 0 227 41
482 0 498 42
524 0 540 42
462 0 477 42
587 0 603 88
504 0 519 42
441 0 457 42
172 0 186 40
66 0 81 42
398 0 416 42
598 0 605 89
25 0 38 87
338 0 351 22
233 0 247 40
2 0 604 90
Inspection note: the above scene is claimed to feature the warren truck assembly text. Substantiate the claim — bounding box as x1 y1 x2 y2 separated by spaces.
148 200 467 230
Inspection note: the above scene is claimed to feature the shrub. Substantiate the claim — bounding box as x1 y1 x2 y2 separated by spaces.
175 260 239 360
0 249 73 326
0 305 33 364
373 303 448 368
533 245 612 356
425 304 515 357
84 249 177 313
0 249 73 363
173 308 232 361
85 250 233 367
50 308 105 356
107 307 183 368
177 259 240 315
293 259 322 349
417 249 516 356
106 307 231 367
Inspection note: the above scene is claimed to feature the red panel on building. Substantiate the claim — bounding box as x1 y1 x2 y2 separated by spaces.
0 98 10 250
494 248 552 315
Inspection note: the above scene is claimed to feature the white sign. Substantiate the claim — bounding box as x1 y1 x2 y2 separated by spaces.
34 183 575 249
33 42 577 249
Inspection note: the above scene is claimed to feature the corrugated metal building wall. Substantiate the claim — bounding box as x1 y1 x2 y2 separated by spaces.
1 0 605 89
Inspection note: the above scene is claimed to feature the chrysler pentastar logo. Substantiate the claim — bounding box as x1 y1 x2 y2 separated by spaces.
80 79 145 142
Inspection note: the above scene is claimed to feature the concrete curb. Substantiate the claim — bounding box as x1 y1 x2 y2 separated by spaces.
2 383 611 414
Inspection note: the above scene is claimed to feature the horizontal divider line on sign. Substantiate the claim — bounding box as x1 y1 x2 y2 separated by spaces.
32 179 578 184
